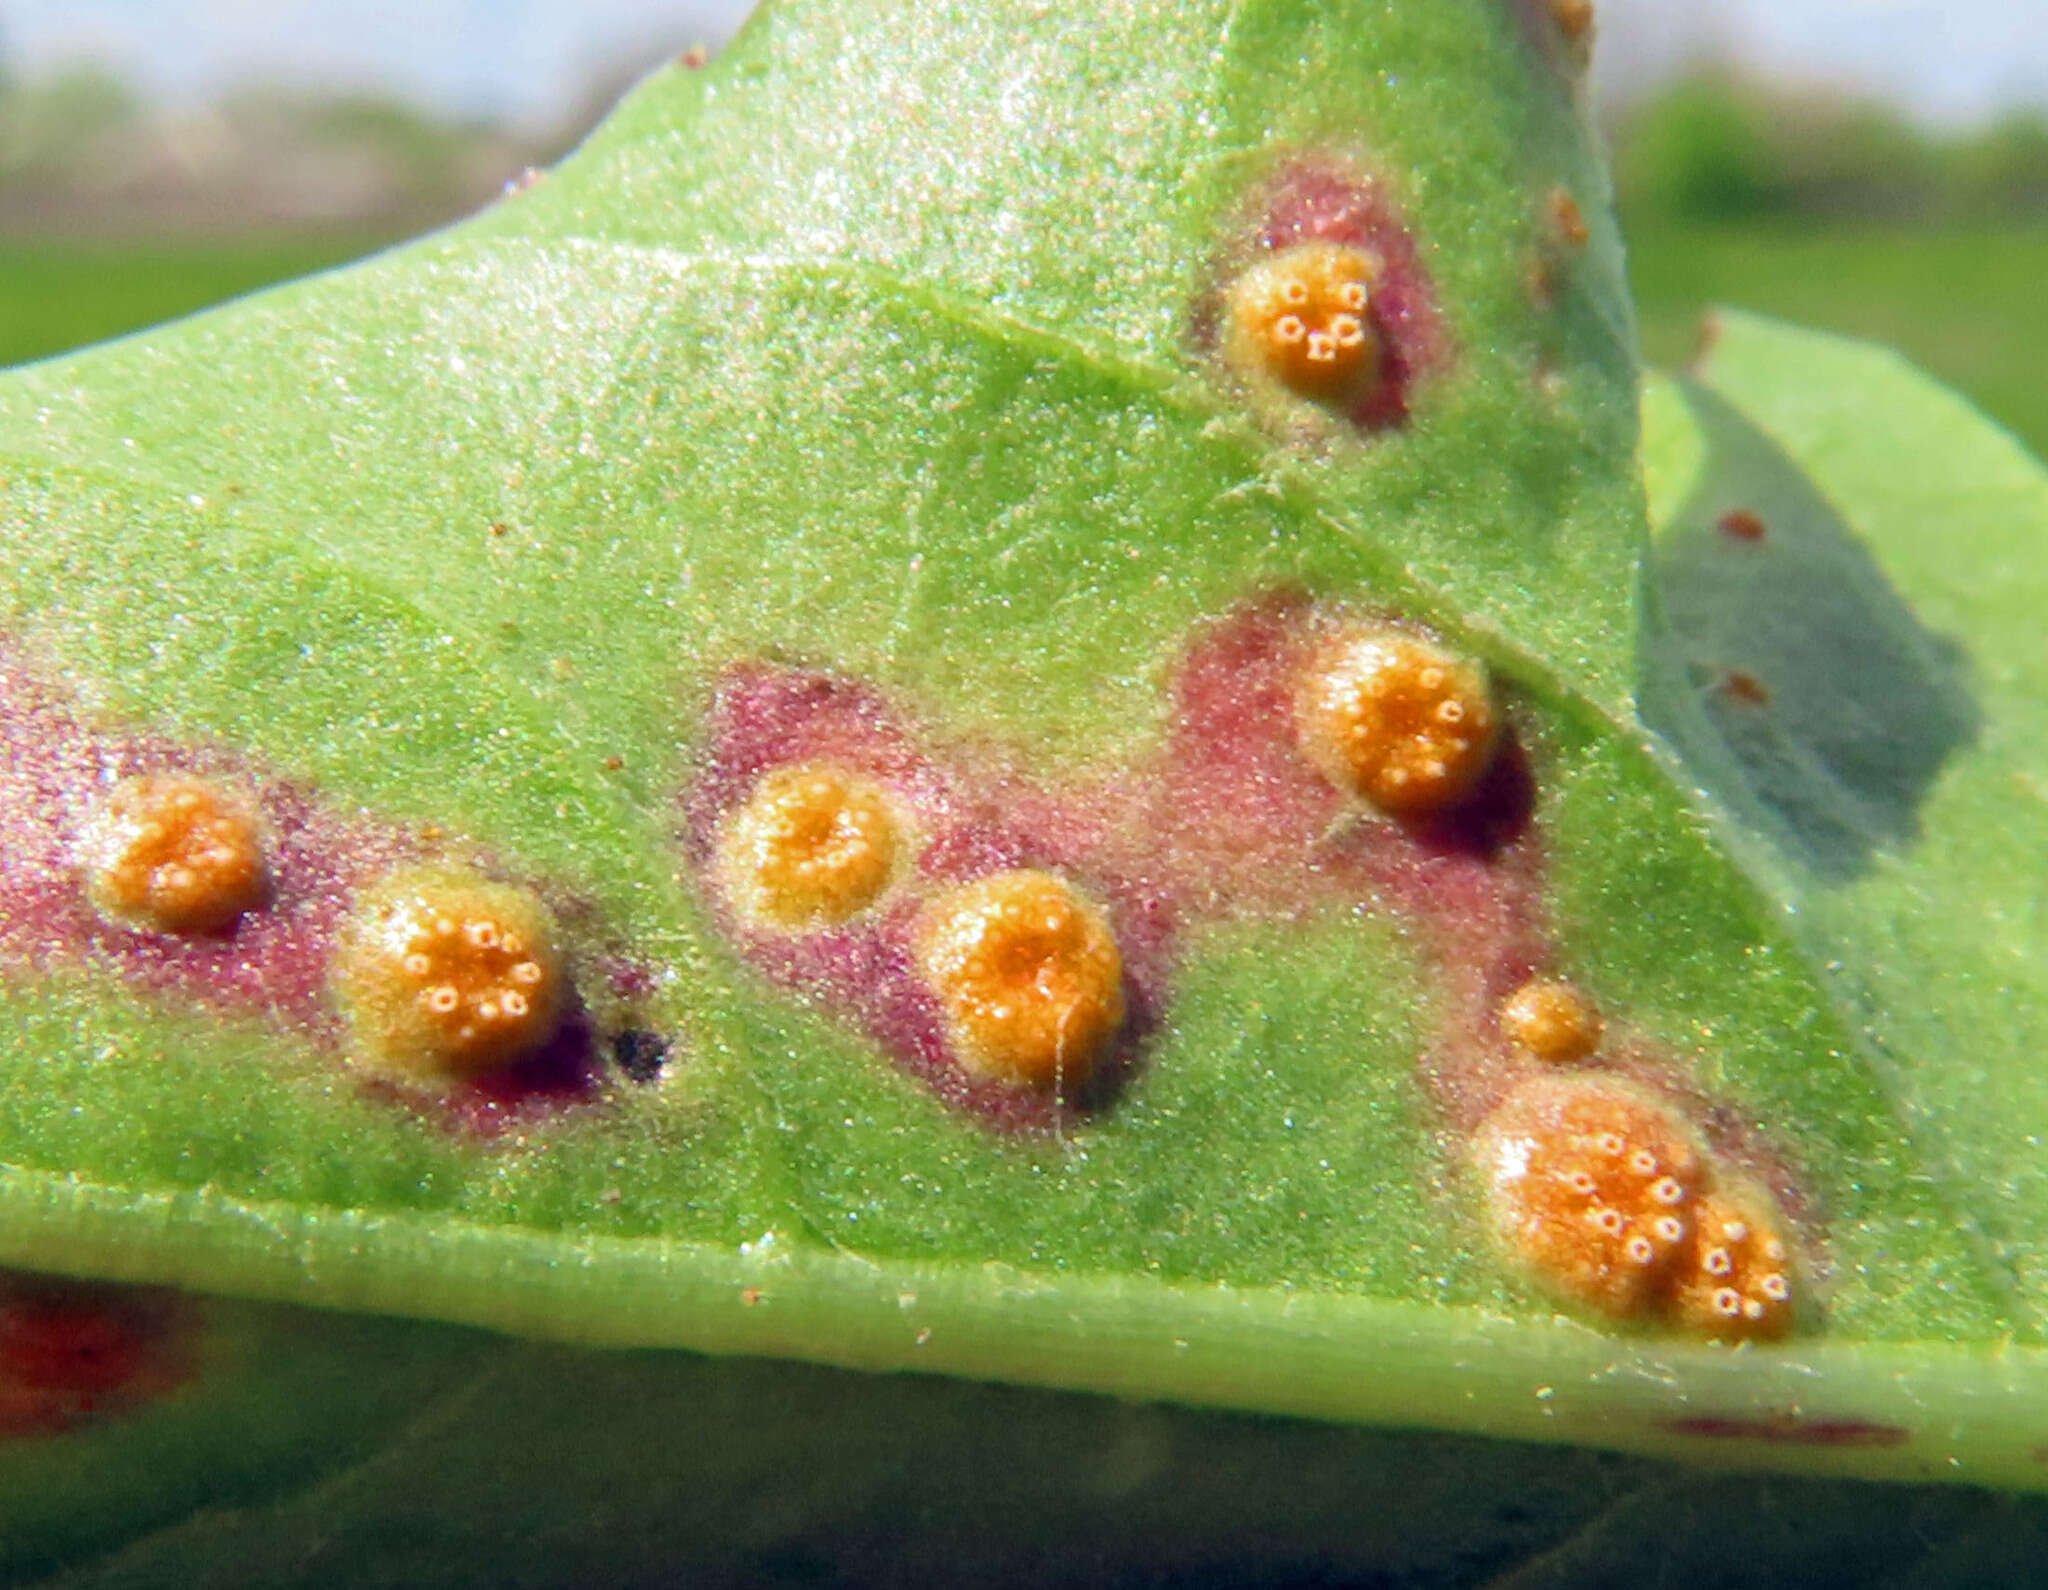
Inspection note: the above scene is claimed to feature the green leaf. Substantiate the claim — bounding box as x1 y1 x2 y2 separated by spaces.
1640 308 2048 1336
3 0 2048 1565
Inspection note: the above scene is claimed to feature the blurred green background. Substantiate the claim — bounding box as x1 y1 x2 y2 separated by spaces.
3 46 2046 457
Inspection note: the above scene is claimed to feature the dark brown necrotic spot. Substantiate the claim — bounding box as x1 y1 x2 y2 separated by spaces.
612 1028 671 1083
1662 1415 1907 1448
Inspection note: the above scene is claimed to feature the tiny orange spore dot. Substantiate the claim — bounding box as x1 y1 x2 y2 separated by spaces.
1546 187 1590 251
80 774 269 934
913 870 1125 1092
717 763 904 930
1477 1077 1705 1319
1499 977 1604 1063
1668 1184 1799 1342
1295 623 1501 818
334 868 566 1082
1717 508 1768 542
1223 241 1384 406
1550 0 1595 44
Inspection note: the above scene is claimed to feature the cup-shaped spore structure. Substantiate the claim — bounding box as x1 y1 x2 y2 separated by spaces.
1223 241 1384 407
1476 1076 1705 1320
1499 976 1604 1063
80 773 270 935
1667 1185 1799 1342
913 870 1126 1093
716 763 903 931
1295 622 1501 818
334 868 566 1083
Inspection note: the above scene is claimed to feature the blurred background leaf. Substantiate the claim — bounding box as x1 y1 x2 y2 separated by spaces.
4 0 2043 455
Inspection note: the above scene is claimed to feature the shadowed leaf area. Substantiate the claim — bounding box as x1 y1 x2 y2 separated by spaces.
1641 376 1979 880
0 0 2045 1580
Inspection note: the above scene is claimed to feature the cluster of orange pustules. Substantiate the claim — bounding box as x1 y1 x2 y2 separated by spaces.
1223 242 1385 406
1477 1077 1797 1340
1295 621 1501 819
80 774 270 934
715 762 1126 1094
332 869 566 1083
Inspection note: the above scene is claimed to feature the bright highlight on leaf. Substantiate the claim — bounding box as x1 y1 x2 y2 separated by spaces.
912 870 1125 1092
1498 977 1603 1063
715 762 904 930
1295 622 1501 818
333 868 566 1082
79 774 270 935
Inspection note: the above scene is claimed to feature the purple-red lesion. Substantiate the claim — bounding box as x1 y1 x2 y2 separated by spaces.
0 1269 197 1439
684 666 1163 1128
683 593 1823 1345
1196 161 1449 434
687 592 1545 1129
0 644 623 1129
1663 1413 1908 1448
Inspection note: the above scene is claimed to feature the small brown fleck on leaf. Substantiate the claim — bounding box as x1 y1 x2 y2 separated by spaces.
1546 187 1589 250
1717 508 1767 542
1550 0 1593 39
602 754 625 772
1719 670 1772 707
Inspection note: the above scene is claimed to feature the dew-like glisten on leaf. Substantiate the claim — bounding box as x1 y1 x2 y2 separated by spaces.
4 0 2048 1569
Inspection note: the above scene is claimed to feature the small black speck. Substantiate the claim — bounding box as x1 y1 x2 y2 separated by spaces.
611 1030 670 1083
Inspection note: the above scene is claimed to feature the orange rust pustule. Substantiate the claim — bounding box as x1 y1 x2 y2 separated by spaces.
1296 623 1501 818
334 868 567 1082
80 773 269 934
913 870 1126 1092
716 762 903 930
1476 1077 1705 1319
1667 1184 1799 1341
1499 977 1604 1063
1223 242 1384 406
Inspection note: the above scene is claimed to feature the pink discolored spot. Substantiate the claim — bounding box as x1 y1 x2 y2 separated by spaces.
688 592 1558 1131
687 666 1163 1129
1196 163 1449 433
0 643 621 1129
1662 1414 1908 1448
0 1269 197 1439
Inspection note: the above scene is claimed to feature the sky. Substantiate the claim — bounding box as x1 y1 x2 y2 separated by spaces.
3 0 2046 129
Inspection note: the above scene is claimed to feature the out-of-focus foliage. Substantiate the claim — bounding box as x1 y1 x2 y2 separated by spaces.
1609 71 2048 225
